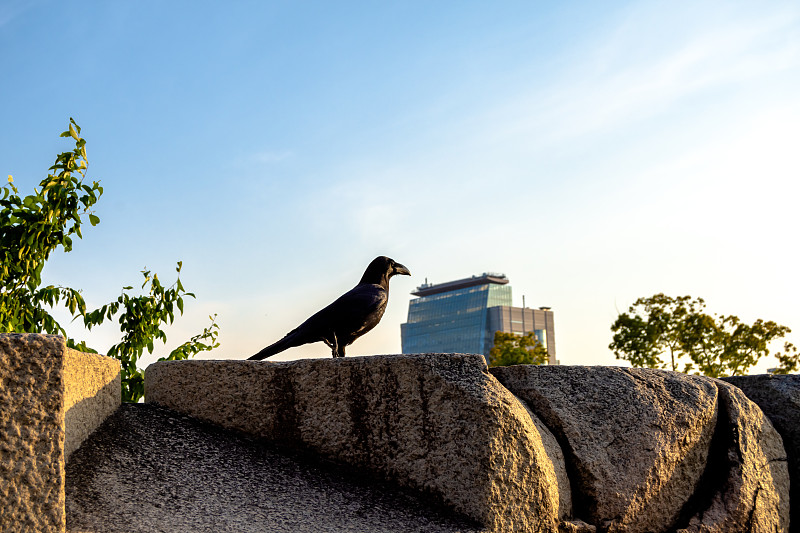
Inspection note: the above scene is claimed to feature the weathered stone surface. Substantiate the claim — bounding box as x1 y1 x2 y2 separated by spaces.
64 348 121 460
0 333 120 533
145 354 570 533
678 380 790 532
66 403 485 533
490 365 720 533
558 519 597 533
724 374 800 532
1 333 66 533
491 365 790 533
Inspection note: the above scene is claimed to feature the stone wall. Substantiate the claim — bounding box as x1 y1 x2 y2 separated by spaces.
2 333 795 533
145 354 570 532
492 365 790 532
146 356 792 533
0 333 120 533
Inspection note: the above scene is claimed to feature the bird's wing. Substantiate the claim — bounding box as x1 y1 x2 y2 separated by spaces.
301 283 387 338
333 283 388 333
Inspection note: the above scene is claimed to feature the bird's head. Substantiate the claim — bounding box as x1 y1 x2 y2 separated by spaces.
360 256 410 287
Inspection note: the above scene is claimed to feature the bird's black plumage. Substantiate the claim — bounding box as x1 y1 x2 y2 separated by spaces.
249 256 410 360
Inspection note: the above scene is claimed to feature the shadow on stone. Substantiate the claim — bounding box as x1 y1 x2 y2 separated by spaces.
66 403 484 533
723 374 800 533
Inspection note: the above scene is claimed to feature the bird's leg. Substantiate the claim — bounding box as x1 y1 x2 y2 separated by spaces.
330 332 338 358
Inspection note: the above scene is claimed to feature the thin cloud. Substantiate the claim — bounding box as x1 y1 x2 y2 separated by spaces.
457 5 800 152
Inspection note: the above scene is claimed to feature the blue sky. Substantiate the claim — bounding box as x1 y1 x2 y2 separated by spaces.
2 1 799 370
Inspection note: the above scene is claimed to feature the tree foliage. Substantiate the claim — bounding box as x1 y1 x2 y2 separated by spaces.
1 119 219 402
489 331 548 367
1 119 100 335
773 342 800 375
610 293 796 377
609 294 705 371
79 264 220 402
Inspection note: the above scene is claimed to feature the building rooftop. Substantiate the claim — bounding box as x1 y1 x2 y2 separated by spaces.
411 272 508 297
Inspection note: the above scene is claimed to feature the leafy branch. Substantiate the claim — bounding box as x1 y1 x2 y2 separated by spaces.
1 118 101 335
82 262 220 401
1 119 220 402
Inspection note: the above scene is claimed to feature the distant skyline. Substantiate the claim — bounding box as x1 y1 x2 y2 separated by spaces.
2 1 798 372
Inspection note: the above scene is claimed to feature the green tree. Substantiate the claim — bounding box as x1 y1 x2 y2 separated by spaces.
489 331 548 367
609 293 795 377
610 294 705 371
2 119 219 401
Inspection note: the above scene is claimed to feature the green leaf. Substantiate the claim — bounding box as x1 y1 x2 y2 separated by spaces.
0 120 221 403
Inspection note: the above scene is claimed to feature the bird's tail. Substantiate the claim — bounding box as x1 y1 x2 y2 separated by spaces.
248 332 301 360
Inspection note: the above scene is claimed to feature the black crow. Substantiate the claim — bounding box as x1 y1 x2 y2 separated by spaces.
249 256 410 359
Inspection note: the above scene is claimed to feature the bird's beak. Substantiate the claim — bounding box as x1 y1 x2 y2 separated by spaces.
393 263 411 277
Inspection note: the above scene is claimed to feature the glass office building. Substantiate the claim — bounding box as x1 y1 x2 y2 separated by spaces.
401 273 557 364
